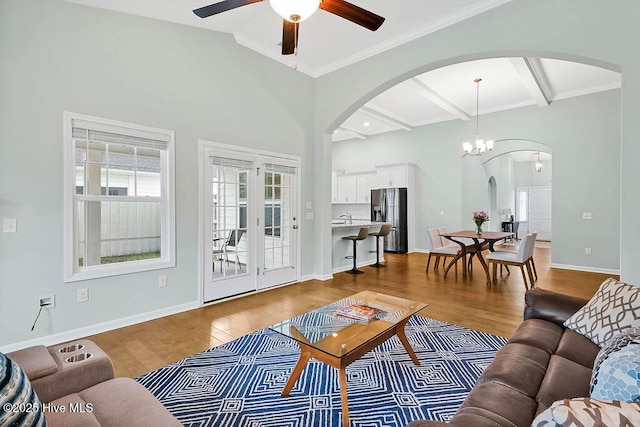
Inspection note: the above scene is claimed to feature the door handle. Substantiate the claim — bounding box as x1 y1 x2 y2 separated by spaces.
293 225 298 229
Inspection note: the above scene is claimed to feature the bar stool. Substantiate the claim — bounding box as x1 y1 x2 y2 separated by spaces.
369 223 392 268
342 227 369 274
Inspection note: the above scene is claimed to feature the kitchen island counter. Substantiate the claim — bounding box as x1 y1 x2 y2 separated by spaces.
331 221 387 273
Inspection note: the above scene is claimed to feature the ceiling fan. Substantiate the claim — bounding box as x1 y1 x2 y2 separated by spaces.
193 0 385 56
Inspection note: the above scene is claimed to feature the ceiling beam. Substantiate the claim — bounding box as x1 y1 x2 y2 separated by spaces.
360 105 413 131
405 78 471 121
509 57 550 107
336 126 367 140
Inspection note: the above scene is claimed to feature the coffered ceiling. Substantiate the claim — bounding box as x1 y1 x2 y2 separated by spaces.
332 57 621 148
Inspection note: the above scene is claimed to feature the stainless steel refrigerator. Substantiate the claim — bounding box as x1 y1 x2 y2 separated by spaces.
370 188 408 253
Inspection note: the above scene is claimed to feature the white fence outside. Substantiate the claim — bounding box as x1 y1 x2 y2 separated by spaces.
78 200 161 258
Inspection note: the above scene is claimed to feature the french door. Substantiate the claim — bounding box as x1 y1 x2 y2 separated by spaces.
202 147 298 303
257 158 298 289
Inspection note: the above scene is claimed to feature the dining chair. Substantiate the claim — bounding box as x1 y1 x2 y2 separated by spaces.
486 233 535 289
526 231 538 282
426 228 459 276
437 227 458 268
497 231 537 278
213 229 245 271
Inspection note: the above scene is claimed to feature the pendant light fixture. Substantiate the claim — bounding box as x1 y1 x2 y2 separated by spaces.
463 78 494 156
534 152 543 172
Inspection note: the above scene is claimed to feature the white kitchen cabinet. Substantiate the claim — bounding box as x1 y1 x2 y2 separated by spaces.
376 163 416 188
336 174 357 203
333 171 377 204
356 174 366 203
357 172 377 203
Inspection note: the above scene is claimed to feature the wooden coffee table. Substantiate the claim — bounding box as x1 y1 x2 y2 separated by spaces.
268 291 427 426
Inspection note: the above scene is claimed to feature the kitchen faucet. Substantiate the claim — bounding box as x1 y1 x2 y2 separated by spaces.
339 212 352 224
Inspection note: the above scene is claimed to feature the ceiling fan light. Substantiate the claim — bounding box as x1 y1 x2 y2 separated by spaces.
269 0 320 22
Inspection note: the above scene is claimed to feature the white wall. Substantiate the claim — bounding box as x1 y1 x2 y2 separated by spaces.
332 90 620 271
0 0 315 348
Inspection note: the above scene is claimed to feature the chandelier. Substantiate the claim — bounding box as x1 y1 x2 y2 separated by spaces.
463 78 494 156
534 152 543 172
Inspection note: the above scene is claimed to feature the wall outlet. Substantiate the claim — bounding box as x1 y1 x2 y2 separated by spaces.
582 212 592 220
585 247 592 255
158 275 167 288
39 295 55 309
77 288 89 303
440 210 445 216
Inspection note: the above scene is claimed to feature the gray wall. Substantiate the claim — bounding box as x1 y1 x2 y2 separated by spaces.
512 160 553 188
332 90 620 271
317 0 635 281
0 0 314 347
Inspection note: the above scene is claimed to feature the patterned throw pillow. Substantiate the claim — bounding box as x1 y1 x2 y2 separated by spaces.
0 352 47 426
563 278 640 347
531 398 640 427
590 327 640 399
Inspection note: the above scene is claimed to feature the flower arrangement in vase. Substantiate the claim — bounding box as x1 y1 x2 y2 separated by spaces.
473 211 490 235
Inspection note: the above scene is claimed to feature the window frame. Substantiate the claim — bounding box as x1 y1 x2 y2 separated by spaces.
63 112 175 282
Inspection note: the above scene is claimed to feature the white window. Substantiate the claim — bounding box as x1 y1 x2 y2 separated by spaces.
64 112 175 282
517 189 528 222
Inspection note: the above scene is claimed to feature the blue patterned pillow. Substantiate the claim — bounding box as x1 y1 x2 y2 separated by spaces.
531 398 640 426
0 352 47 426
590 327 640 401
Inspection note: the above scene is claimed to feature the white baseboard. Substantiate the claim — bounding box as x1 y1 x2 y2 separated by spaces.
0 301 200 354
550 263 620 276
299 273 334 281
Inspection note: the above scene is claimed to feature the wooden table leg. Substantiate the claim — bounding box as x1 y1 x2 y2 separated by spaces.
474 246 492 286
443 238 467 278
282 344 311 396
338 361 349 427
395 319 420 366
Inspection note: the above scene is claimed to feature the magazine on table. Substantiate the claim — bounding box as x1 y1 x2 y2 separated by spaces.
334 304 386 321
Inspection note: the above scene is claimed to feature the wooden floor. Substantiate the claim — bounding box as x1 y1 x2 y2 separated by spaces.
86 246 615 378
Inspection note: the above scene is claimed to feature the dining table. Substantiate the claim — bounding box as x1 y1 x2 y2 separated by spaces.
439 230 514 285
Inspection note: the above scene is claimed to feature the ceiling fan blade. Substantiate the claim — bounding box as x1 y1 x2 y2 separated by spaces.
320 0 385 31
193 0 263 18
281 20 299 55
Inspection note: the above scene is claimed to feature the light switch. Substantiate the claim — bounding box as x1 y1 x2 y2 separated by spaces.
306 212 314 220
3 218 17 233
305 201 312 210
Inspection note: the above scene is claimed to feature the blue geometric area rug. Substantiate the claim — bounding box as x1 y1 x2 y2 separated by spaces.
136 316 507 426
